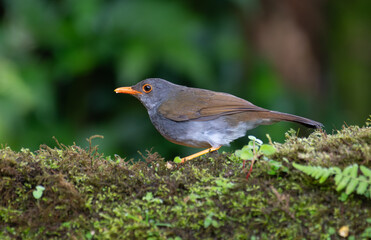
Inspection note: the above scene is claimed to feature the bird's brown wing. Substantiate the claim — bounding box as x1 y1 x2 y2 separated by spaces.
157 88 266 122
158 88 323 129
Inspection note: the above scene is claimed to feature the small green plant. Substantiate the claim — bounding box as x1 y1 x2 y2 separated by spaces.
204 213 220 228
32 185 45 200
266 159 289 175
142 192 163 204
234 135 277 179
292 163 371 198
85 230 95 240
173 156 182 163
234 135 276 161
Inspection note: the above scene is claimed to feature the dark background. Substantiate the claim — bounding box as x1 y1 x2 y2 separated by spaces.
0 0 370 159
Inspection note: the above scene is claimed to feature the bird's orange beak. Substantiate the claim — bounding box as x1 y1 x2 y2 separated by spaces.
114 87 142 95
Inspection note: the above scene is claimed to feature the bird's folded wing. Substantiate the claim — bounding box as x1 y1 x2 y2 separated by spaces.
157 89 267 122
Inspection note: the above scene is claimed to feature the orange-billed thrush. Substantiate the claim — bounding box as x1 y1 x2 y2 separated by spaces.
115 78 323 163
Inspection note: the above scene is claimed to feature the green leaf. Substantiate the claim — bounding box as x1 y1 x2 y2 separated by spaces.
173 156 182 163
234 150 241 158
309 167 318 178
85 231 93 240
292 163 303 171
204 214 213 228
334 174 343 185
319 171 332 183
267 169 277 175
342 165 353 176
338 192 348 202
241 145 250 152
356 177 368 195
240 149 254 160
259 144 276 155
212 220 219 228
313 167 324 179
267 160 283 175
332 167 342 174
292 163 370 198
36 185 45 191
142 192 153 201
345 179 359 195
336 176 351 191
360 165 371 177
350 164 358 178
32 185 45 199
204 218 211 228
33 190 43 199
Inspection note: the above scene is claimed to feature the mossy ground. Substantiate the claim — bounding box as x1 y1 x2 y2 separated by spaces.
1 123 370 239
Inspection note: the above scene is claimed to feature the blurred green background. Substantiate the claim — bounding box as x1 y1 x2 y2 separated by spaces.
0 0 370 159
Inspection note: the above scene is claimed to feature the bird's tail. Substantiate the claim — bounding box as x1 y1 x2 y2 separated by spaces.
259 111 323 129
269 111 323 129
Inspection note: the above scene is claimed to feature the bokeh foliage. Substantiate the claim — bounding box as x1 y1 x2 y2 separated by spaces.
0 0 370 158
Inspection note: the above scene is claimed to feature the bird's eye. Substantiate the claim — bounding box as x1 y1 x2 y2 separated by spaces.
142 84 152 93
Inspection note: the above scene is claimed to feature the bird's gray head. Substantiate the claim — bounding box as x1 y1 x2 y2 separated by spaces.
115 78 180 112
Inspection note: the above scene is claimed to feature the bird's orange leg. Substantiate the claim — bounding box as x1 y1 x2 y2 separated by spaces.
181 146 221 163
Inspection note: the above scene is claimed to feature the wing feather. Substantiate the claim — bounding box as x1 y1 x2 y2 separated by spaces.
157 88 267 122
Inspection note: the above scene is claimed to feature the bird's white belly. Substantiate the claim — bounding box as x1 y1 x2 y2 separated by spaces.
183 118 259 148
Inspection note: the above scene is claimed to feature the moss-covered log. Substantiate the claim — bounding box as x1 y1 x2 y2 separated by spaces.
1 122 370 239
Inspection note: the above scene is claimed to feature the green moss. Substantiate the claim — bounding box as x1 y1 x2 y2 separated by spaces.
0 122 370 239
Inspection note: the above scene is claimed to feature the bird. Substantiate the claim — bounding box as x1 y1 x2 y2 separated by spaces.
115 78 323 163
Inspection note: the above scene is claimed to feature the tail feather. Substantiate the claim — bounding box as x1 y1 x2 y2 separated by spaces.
267 111 323 129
